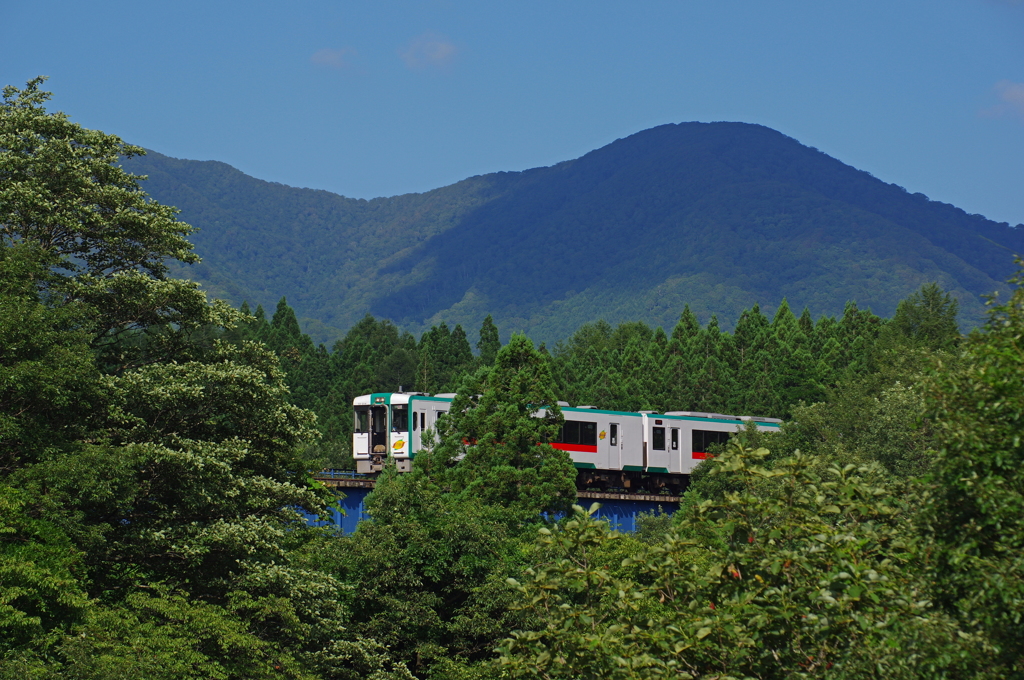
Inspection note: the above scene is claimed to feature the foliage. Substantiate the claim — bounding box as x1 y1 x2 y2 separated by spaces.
878 282 960 353
499 445 986 679
0 245 98 471
0 485 89 656
424 334 577 523
550 298 890 419
0 78 196 282
0 79 407 679
0 78 232 373
326 466 529 677
477 315 501 367
633 507 675 545
922 262 1024 674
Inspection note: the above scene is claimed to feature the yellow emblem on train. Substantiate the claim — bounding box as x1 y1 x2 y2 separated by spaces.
393 440 405 449
599 430 607 440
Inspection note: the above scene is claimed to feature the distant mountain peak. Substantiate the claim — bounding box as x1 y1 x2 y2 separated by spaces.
126 123 1019 344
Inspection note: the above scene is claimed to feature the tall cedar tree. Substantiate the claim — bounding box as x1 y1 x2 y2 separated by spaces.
477 314 501 366
425 334 576 524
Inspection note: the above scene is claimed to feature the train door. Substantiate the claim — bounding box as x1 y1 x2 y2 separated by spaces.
640 413 649 468
608 422 621 469
670 427 681 472
679 426 700 474
370 406 388 459
410 404 427 452
431 408 449 449
620 416 644 470
648 419 670 471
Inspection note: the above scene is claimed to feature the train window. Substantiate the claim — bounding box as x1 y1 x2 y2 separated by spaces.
609 423 618 446
371 408 387 434
692 429 731 455
671 428 679 450
558 420 597 445
421 413 425 430
354 408 369 433
581 421 597 446
392 406 408 432
652 427 666 450
561 420 580 444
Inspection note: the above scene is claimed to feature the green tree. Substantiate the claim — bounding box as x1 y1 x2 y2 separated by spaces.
923 265 1024 674
730 305 780 416
500 445 983 679
551 320 616 409
477 314 501 366
687 315 735 413
879 282 961 352
0 485 90 659
416 322 473 393
836 301 883 376
0 77 196 283
665 309 700 412
0 78 407 678
1 78 226 373
425 334 576 523
0 245 99 471
330 466 527 677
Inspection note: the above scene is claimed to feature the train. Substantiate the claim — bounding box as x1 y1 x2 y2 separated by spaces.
352 392 782 494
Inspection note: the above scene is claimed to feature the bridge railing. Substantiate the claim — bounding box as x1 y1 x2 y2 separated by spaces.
313 469 375 480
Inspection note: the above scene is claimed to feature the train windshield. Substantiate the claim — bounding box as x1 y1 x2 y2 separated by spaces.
354 407 369 433
392 406 408 432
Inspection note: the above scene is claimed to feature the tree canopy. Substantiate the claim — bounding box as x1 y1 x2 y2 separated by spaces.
424 334 576 522
0 79 411 679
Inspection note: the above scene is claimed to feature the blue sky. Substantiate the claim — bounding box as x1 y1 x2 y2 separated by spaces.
4 0 1023 225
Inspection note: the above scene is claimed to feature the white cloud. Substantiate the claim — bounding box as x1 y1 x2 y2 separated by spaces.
311 48 357 70
400 32 458 70
982 80 1024 121
996 80 1024 116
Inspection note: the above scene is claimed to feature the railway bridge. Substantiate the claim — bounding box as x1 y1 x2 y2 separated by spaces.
311 471 681 533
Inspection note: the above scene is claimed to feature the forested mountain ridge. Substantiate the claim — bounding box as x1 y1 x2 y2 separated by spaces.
125 122 1023 343
122 151 506 342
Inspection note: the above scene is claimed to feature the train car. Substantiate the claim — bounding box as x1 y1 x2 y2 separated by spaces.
353 392 782 492
352 392 456 473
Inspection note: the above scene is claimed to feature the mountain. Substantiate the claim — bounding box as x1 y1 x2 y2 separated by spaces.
124 122 1024 344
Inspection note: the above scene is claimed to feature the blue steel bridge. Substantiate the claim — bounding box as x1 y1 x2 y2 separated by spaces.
310 470 681 533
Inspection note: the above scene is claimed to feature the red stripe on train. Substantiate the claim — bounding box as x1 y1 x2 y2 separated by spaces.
551 443 599 453
692 451 707 460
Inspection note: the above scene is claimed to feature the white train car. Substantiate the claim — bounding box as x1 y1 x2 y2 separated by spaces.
353 392 782 492
352 392 456 473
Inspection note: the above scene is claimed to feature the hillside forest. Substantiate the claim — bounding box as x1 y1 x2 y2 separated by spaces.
125 115 1024 344
240 286 948 470
3 78 1024 678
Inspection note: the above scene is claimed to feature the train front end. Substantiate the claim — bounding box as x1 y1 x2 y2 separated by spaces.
352 393 413 473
